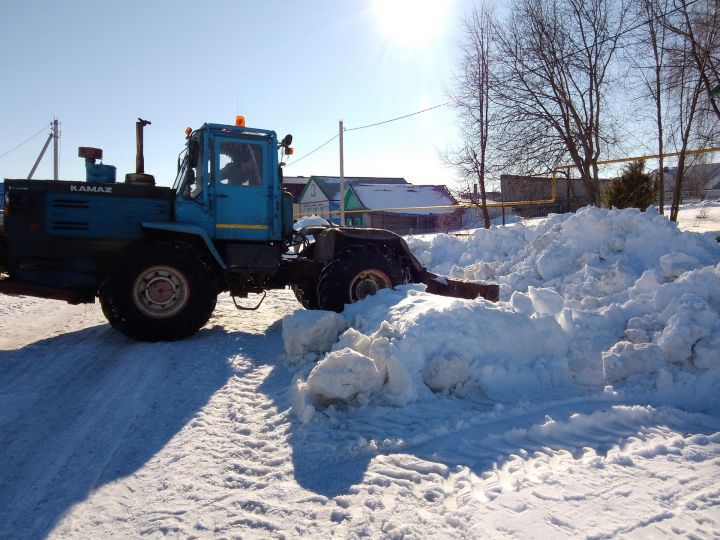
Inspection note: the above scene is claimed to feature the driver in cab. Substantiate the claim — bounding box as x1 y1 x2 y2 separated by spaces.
219 142 262 186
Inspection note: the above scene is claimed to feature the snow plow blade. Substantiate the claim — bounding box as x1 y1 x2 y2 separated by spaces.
419 271 500 302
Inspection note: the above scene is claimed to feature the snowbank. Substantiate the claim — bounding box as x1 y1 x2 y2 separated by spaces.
284 207 720 422
293 215 331 230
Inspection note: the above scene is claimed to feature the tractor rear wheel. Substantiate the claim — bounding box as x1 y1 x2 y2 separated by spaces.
317 244 408 312
100 242 217 341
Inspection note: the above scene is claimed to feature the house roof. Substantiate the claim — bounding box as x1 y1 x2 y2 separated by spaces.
656 162 720 190
350 184 458 215
307 176 408 202
282 176 308 185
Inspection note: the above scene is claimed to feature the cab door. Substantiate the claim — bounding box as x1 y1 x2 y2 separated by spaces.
212 136 273 241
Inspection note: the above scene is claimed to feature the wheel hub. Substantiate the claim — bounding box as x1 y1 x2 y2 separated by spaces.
132 265 189 318
349 269 391 302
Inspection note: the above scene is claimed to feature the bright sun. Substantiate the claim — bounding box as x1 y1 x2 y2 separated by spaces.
372 0 452 48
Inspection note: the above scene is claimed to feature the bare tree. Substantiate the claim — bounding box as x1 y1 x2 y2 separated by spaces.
627 0 672 213
667 37 706 220
662 0 718 220
672 0 720 123
446 6 497 229
493 0 628 206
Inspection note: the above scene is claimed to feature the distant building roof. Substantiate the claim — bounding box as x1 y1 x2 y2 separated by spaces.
351 184 457 215
306 176 409 202
282 176 308 185
655 162 720 191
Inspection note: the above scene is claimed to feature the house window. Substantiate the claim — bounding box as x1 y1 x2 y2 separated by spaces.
311 185 316 196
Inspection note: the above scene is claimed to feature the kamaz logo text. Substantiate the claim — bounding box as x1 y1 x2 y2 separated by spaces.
70 185 113 193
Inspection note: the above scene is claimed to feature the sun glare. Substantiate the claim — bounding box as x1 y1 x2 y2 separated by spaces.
372 0 452 48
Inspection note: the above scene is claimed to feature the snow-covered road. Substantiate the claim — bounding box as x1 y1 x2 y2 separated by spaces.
1 292 718 538
1 206 719 538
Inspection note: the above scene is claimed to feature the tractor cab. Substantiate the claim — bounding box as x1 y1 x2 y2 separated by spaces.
173 119 293 243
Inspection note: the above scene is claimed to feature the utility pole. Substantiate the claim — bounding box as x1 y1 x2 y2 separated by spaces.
27 120 55 180
52 117 59 180
339 120 345 226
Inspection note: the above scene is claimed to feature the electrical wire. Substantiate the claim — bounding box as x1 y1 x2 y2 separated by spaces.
285 133 339 167
344 100 453 132
0 125 50 160
287 101 453 166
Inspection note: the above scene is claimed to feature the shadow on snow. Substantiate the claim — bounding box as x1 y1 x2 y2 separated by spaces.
0 323 236 540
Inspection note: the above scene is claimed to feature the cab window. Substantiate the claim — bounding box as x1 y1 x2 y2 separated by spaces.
218 141 264 186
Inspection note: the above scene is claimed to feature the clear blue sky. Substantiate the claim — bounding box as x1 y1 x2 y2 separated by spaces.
0 0 480 187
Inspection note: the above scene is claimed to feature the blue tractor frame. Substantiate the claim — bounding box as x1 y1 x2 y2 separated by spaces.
0 120 498 341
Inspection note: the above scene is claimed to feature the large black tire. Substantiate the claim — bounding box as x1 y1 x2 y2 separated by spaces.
317 244 409 312
99 242 217 341
291 284 319 309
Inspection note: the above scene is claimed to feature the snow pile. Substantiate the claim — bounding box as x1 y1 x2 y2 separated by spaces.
285 207 720 422
293 215 331 230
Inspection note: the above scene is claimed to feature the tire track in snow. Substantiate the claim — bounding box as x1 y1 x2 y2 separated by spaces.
49 291 310 538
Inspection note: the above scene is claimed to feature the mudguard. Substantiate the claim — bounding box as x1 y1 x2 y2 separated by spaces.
141 222 227 270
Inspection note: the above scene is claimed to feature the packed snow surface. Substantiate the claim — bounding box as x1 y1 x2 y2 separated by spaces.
1 205 719 538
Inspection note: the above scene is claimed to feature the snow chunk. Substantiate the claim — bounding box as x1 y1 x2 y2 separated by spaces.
282 310 347 358
694 335 720 370
602 342 665 382
657 293 718 364
659 253 701 280
292 378 317 423
305 348 386 403
423 356 471 392
528 286 564 316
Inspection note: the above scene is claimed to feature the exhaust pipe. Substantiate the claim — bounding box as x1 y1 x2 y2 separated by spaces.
136 118 151 174
125 118 155 185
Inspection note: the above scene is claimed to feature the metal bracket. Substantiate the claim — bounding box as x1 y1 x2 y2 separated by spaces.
230 290 267 311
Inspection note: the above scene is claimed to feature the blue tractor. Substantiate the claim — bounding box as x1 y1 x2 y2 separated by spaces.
0 119 498 341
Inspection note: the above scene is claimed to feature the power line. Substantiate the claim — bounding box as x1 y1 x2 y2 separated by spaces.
288 100 453 166
344 100 453 132
0 125 50 160
286 133 339 167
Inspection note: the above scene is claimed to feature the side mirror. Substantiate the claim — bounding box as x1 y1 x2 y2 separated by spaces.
187 139 199 167
281 134 293 148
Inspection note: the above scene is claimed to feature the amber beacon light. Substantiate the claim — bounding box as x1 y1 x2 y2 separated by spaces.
235 115 246 127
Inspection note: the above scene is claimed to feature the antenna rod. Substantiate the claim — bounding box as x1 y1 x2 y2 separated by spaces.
52 118 59 180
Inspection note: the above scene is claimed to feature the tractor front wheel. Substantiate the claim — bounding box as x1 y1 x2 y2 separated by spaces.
317 244 408 312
